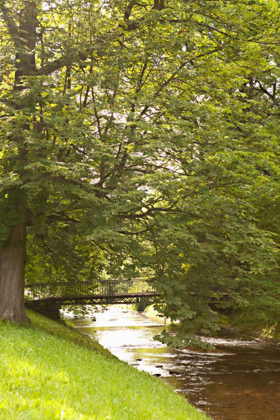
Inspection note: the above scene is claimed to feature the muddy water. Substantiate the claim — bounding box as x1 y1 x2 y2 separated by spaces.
73 307 280 420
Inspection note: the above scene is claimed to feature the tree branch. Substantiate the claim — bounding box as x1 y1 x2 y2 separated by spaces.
36 54 80 76
0 3 20 46
139 47 222 118
124 0 138 21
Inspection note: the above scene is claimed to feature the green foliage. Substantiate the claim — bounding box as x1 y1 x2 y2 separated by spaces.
0 1 280 341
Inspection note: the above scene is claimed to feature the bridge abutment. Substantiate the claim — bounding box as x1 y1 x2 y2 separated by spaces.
26 299 61 321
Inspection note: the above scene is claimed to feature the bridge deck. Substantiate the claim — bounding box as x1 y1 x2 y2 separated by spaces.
33 293 161 305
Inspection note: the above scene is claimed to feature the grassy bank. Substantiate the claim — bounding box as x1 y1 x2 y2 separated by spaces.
0 310 210 420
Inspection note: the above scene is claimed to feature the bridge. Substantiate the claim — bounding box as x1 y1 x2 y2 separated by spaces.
25 278 161 306
25 278 238 308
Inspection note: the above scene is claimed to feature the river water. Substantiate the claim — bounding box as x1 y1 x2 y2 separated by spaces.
73 306 280 420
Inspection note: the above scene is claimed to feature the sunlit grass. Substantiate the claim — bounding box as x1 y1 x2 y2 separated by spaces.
0 310 210 420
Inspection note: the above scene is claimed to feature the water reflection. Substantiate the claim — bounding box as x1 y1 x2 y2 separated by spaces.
74 306 280 420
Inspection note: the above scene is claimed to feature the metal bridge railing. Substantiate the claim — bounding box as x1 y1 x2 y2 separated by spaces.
24 278 244 301
24 278 156 300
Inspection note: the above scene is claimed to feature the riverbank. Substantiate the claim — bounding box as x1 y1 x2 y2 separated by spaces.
0 309 210 420
74 305 280 420
143 305 280 345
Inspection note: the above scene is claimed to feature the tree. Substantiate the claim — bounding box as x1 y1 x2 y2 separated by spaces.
0 0 101 320
0 0 279 343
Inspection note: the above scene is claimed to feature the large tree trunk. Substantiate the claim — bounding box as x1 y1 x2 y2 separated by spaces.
0 200 28 322
0 1 38 322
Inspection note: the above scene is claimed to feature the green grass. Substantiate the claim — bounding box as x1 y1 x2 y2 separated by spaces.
0 310 210 420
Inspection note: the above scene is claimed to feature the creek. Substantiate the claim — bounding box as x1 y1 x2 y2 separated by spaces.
73 306 280 420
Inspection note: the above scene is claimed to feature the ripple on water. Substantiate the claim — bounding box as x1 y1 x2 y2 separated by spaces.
73 306 280 420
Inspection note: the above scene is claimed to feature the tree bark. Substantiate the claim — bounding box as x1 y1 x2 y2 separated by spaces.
0 199 29 322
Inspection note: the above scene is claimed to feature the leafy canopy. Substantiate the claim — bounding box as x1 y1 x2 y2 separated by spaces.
0 0 280 343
